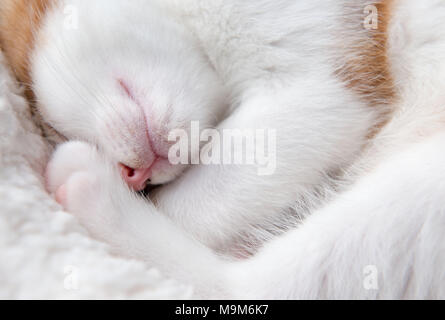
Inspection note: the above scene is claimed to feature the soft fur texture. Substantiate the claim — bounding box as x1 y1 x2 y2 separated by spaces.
33 0 382 253
0 52 192 299
2 0 445 299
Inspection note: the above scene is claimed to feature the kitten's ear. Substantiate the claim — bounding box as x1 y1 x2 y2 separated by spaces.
0 0 55 86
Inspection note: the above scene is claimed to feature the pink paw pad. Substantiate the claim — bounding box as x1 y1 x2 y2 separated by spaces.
55 184 68 208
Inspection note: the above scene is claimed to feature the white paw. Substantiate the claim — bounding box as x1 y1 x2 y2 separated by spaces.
46 141 119 234
46 141 100 196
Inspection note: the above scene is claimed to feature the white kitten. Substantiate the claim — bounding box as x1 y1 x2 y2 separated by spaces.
39 0 379 252
2 0 445 298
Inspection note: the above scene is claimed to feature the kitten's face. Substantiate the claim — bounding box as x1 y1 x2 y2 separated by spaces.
31 0 226 189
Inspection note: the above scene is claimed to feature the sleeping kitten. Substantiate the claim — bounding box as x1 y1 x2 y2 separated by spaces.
2 0 445 298
0 0 383 252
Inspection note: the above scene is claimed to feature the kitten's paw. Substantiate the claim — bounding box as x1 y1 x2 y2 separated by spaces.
46 141 122 235
46 141 100 195
46 141 107 215
56 171 99 213
57 169 119 238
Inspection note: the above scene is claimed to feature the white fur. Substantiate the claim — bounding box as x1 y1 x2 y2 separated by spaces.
35 0 377 251
40 0 445 298
0 51 192 299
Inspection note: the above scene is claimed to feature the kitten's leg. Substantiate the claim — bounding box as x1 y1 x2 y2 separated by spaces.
46 141 230 298
48 132 445 299
154 75 377 251
227 131 445 299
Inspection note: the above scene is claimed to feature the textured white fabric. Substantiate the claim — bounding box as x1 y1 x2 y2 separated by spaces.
0 52 192 299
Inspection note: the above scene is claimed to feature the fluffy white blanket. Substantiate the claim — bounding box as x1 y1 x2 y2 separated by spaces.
0 52 192 299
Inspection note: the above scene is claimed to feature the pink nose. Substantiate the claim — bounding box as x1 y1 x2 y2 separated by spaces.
119 164 152 191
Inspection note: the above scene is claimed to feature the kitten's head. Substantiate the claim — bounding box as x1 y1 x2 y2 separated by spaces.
31 0 226 190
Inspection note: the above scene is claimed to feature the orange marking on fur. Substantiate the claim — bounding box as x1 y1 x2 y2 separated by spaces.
0 0 55 98
338 0 396 106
